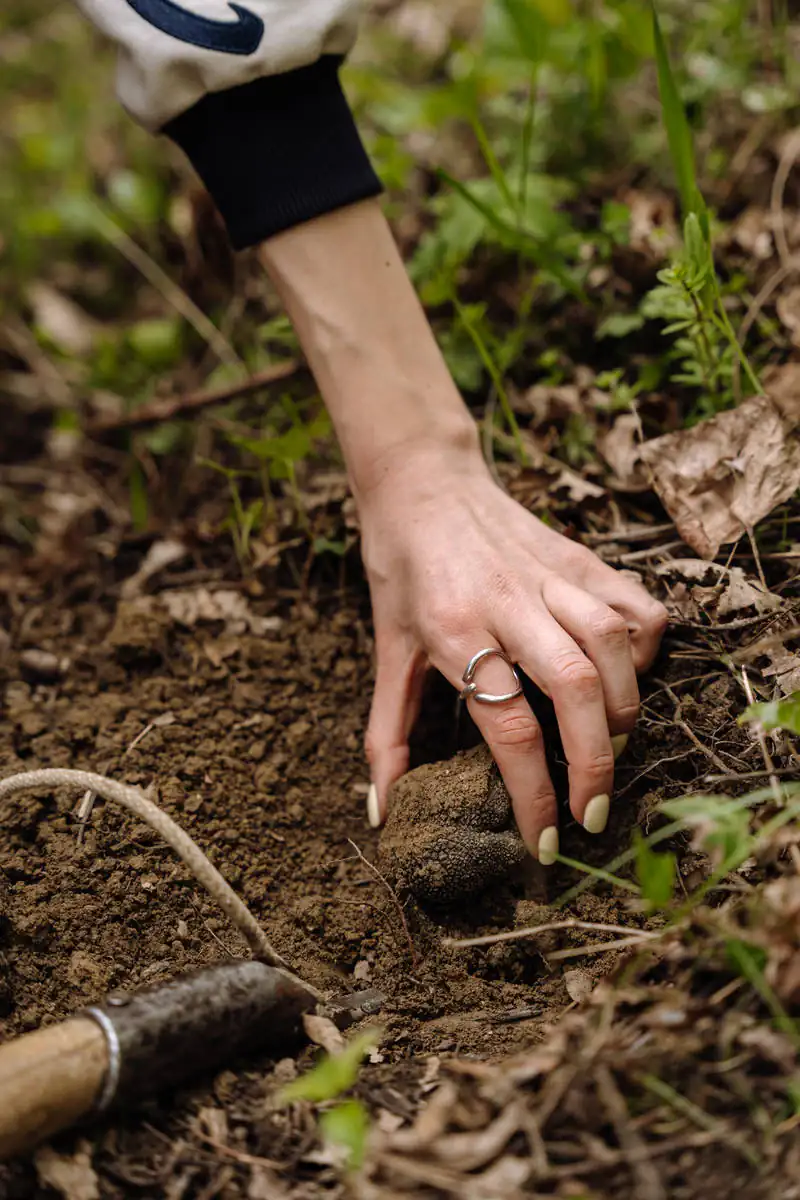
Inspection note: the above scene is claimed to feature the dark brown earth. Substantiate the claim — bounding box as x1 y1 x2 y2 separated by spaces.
0 535 797 1199
0 560 642 1198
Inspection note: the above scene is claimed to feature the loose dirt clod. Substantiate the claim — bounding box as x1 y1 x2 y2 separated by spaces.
379 745 527 904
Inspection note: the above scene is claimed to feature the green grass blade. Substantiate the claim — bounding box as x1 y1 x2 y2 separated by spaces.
436 170 586 299
650 2 697 217
552 852 641 895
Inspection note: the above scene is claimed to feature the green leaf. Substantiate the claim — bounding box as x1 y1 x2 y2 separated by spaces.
107 169 163 227
683 212 709 276
634 833 675 909
128 318 183 369
596 312 646 339
662 794 755 866
128 460 149 532
495 0 551 63
313 536 348 557
740 693 800 736
650 3 698 218
319 1100 370 1171
277 1028 381 1105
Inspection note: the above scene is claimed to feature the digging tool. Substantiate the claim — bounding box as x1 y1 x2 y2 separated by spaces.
0 959 382 1161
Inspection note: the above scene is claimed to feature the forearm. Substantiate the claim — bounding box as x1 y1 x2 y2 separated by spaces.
258 199 480 503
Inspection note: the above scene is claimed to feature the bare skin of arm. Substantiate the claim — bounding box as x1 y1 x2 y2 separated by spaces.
259 198 667 865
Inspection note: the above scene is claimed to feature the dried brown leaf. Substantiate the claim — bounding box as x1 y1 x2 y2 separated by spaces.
303 1013 345 1054
763 647 800 696
564 967 595 1004
34 1141 100 1200
640 386 800 558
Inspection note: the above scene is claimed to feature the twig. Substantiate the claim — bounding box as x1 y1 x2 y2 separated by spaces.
444 919 659 950
746 526 769 591
347 839 418 967
740 667 783 806
0 768 323 1001
704 766 799 784
583 522 676 545
91 204 242 371
545 935 656 961
87 359 300 434
733 261 794 403
602 540 685 565
596 1066 667 1200
732 130 800 401
658 682 732 774
771 129 800 270
731 622 800 662
669 610 790 632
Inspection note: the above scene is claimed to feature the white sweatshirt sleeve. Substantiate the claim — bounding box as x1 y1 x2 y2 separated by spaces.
74 0 382 247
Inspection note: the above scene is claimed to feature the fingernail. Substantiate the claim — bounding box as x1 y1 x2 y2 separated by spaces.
611 733 629 761
537 826 559 867
584 793 610 834
366 783 382 829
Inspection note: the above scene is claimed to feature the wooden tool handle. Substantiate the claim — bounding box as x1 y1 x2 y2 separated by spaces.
0 1018 107 1160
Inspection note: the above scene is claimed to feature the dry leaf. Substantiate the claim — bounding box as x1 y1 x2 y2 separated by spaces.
598 414 647 487
121 587 282 636
197 1106 228 1143
763 647 800 696
120 538 188 599
656 559 780 621
640 386 800 558
726 206 774 260
303 1013 345 1054
564 968 595 1004
552 467 606 502
717 567 781 616
160 587 281 635
621 188 680 259
27 282 99 356
34 1142 100 1200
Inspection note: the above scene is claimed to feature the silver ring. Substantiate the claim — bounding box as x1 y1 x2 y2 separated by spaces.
459 648 523 705
85 1007 122 1112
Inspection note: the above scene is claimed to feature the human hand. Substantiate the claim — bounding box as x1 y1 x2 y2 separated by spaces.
360 441 667 865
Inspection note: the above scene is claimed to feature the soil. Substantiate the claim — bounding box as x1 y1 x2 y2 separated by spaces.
0 550 659 1198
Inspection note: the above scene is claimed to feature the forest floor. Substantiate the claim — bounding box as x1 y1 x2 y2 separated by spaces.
2 2 800 1198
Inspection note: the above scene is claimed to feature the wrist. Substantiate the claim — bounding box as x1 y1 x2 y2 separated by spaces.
351 406 484 507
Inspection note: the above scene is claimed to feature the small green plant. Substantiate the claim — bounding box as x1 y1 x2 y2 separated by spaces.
634 831 676 911
197 459 263 568
644 3 762 415
278 1027 381 1171
740 691 800 736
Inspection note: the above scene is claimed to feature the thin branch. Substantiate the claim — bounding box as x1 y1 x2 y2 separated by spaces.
658 681 737 775
444 919 659 950
0 768 323 1001
740 667 783 806
347 839 418 967
546 935 657 961
583 522 676 545
87 359 301 434
92 204 242 371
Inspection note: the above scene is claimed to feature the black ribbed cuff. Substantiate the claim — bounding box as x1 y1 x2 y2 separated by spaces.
164 56 383 250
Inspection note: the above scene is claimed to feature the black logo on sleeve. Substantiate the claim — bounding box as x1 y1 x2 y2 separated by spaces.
124 0 264 55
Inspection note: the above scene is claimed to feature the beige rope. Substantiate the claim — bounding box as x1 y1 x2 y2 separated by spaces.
0 769 324 1002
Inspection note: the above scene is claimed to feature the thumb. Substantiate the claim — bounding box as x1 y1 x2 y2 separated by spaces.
365 633 425 828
